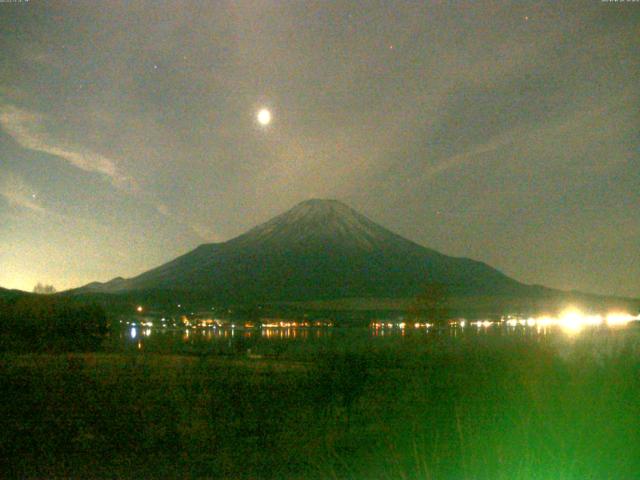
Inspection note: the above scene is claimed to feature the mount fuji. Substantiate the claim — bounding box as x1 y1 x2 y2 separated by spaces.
74 199 532 303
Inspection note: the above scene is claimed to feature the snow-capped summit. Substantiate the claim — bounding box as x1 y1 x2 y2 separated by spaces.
235 199 403 251
73 199 527 301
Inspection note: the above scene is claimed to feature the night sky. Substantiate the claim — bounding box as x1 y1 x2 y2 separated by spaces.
1 1 638 297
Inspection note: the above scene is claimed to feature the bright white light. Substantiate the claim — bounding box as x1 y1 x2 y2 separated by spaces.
497 309 637 335
257 108 272 125
606 312 639 326
538 316 554 327
585 314 603 326
471 320 494 328
557 308 602 334
559 308 585 334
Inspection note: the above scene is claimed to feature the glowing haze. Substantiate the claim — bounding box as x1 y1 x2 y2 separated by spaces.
0 2 638 297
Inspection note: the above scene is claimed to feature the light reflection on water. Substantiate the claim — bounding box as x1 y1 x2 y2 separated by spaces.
118 324 346 352
126 326 335 341
117 320 640 354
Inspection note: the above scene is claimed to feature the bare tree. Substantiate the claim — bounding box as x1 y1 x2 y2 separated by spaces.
33 283 57 294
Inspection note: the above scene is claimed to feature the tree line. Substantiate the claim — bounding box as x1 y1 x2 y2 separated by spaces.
0 295 108 352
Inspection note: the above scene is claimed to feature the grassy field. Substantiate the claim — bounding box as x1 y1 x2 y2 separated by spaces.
1 331 639 479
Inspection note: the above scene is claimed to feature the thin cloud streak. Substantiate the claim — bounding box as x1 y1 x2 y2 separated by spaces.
0 104 211 237
0 104 133 189
0 173 46 214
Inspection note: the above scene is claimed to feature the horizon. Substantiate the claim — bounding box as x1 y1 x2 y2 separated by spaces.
1 2 639 297
5 197 638 302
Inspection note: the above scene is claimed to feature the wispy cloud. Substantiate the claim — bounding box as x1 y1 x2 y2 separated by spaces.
0 173 46 214
152 203 217 241
0 105 134 189
0 104 174 219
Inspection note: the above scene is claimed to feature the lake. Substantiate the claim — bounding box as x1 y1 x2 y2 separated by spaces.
110 315 640 360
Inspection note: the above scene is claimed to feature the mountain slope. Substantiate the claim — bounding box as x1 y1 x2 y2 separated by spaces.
0 287 30 300
74 199 529 301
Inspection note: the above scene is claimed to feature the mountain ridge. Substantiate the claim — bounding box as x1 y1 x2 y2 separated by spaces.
72 199 530 301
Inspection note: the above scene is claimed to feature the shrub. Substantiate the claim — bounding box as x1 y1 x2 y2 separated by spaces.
0 296 108 352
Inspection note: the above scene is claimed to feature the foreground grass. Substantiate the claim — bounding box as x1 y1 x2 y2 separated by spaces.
1 332 639 479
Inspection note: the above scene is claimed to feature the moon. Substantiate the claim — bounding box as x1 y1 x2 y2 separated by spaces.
257 108 272 126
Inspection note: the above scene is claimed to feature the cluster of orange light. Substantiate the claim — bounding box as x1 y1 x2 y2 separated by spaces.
261 328 309 339
370 321 433 329
261 321 333 328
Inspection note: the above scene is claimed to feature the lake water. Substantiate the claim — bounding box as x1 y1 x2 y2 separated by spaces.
110 317 640 358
